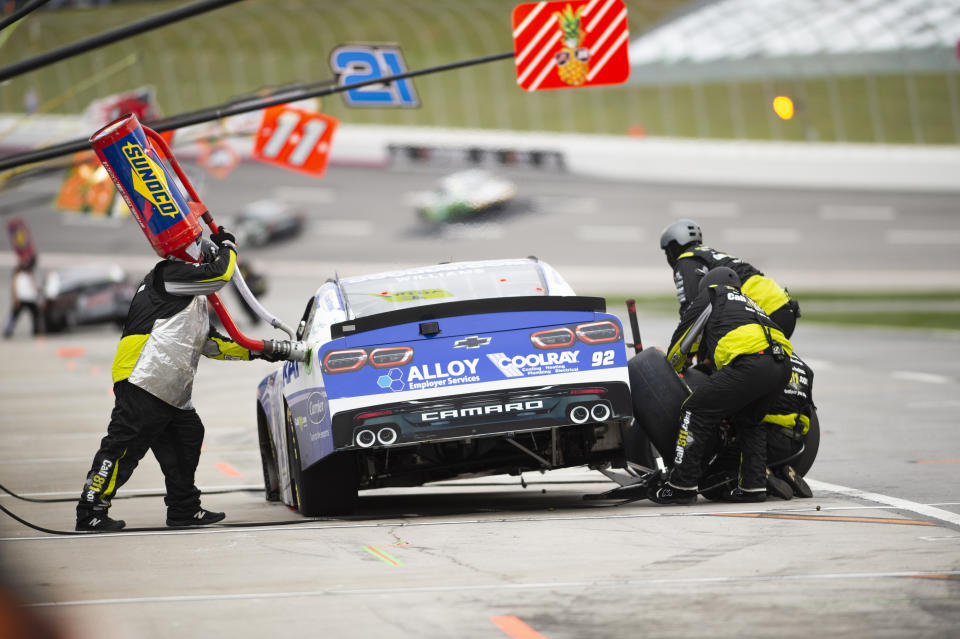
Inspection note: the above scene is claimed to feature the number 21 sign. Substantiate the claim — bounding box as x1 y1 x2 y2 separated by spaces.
253 105 339 177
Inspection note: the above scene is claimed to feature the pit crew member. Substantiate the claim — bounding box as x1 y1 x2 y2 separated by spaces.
75 227 280 531
659 219 801 338
648 266 793 505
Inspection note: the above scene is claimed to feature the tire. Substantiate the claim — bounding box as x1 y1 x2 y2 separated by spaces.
794 407 820 476
627 349 690 460
284 400 359 516
257 403 280 502
621 419 656 469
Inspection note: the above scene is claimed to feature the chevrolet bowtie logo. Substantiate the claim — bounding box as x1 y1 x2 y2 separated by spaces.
453 336 491 349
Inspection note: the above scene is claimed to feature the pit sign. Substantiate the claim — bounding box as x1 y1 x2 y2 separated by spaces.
512 0 630 91
253 105 339 177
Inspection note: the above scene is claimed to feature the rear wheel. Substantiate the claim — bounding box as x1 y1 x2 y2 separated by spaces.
627 349 690 459
257 403 280 502
284 401 359 516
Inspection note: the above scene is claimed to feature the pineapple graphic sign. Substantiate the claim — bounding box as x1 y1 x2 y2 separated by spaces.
512 0 629 91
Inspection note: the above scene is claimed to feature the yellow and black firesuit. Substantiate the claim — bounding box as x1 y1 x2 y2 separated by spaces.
763 352 814 497
660 219 800 338
699 352 815 500
76 231 260 531
651 269 793 504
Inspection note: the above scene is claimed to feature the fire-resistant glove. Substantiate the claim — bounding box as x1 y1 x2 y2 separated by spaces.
211 226 236 249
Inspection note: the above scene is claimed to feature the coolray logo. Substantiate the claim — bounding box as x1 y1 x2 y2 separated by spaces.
454 336 491 349
122 142 179 217
487 351 580 378
420 399 544 422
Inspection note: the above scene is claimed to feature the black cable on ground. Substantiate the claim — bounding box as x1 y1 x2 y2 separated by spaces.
0 0 244 83
0 50 515 172
0 481 262 504
0 0 52 32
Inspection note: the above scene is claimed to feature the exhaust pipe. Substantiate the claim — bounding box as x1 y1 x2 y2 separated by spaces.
377 427 398 446
590 403 611 422
569 405 590 424
356 429 376 448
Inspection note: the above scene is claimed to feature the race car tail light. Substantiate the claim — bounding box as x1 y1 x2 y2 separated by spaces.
369 346 414 368
575 320 621 345
530 327 575 349
568 388 607 395
355 409 394 421
322 349 368 374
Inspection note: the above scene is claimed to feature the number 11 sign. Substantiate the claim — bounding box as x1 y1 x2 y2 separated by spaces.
253 105 340 177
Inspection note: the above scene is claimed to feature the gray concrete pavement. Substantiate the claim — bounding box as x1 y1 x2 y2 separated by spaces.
1 163 959 638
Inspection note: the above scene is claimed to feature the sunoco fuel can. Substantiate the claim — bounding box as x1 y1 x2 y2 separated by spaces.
90 114 203 262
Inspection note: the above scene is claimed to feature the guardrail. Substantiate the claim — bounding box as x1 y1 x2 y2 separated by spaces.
3 113 958 192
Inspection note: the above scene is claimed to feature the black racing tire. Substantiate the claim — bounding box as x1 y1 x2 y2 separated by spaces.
257 403 280 502
627 349 690 460
621 419 656 469
794 407 820 477
284 400 359 516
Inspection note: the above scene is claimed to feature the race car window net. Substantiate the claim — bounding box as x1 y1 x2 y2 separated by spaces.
339 260 560 319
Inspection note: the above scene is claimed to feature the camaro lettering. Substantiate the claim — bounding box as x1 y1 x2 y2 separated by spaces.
407 358 478 382
420 399 544 422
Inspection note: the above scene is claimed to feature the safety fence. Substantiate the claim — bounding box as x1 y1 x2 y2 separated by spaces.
0 0 958 144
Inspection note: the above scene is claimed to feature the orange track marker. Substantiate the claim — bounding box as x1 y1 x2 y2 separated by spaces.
491 615 549 639
712 513 935 526
213 462 243 478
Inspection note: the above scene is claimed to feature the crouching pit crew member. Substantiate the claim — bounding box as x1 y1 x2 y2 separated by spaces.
648 266 793 505
659 218 801 338
75 227 282 532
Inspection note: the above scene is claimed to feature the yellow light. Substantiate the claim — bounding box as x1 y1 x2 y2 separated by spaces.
773 95 795 120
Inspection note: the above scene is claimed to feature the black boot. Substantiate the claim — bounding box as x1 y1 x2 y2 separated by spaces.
778 465 813 498
167 509 226 527
648 483 697 505
76 511 126 532
765 468 793 500
722 487 767 503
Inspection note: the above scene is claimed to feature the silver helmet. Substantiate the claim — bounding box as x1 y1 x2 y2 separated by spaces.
659 219 702 250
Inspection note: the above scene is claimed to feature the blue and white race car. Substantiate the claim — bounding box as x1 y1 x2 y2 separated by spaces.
255 258 641 515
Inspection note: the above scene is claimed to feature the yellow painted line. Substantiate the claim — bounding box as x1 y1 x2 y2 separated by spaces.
711 513 936 526
913 459 960 464
491 615 549 639
364 545 401 566
213 462 243 478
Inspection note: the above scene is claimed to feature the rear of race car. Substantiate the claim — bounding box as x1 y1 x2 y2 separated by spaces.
311 296 633 489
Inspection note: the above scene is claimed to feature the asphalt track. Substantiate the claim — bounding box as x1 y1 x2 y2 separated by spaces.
1 162 959 638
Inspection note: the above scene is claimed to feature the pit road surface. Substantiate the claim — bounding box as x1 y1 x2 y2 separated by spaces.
1 163 958 638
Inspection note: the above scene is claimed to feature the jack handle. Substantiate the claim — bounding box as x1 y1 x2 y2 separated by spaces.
626 298 643 354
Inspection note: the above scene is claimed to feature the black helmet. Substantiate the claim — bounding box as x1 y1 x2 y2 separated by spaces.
699 266 740 292
659 219 702 250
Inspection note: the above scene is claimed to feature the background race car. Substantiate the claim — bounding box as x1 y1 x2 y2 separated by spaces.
228 199 306 248
42 264 135 332
411 169 517 223
255 258 651 516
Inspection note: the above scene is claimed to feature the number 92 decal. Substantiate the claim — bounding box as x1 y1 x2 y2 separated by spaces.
591 350 615 367
330 44 420 108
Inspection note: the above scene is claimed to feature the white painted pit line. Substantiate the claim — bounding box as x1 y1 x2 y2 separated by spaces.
25 569 960 608
807 479 960 527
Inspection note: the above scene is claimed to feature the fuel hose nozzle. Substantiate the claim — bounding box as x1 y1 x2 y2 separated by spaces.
263 339 308 362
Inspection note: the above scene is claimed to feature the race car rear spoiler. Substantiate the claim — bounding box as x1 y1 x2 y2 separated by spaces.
331 295 607 339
